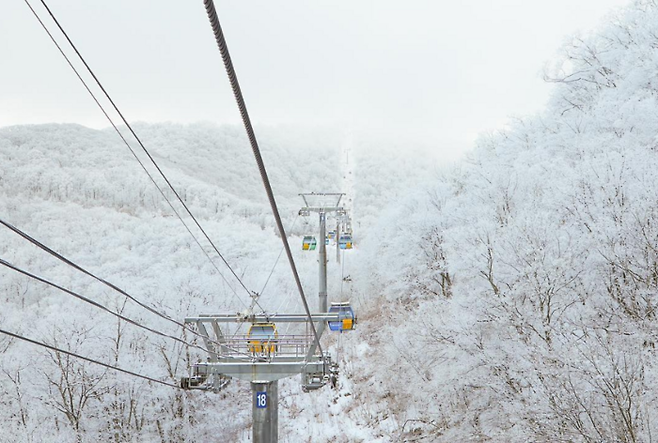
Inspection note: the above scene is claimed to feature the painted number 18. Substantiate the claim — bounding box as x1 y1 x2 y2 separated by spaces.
256 392 267 409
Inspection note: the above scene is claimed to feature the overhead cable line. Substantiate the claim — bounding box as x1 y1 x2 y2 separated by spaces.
340 249 346 297
202 0 323 359
241 214 299 329
0 257 226 356
0 328 180 389
26 0 261 311
22 0 248 311
0 217 251 357
259 215 299 298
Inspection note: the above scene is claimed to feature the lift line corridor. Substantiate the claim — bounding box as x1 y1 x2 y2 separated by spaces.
12 1 359 442
181 193 357 442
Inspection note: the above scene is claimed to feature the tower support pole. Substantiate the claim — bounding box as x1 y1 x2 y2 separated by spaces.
336 220 341 264
318 211 327 313
252 380 278 443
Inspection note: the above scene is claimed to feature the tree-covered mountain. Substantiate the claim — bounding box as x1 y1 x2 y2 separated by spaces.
356 0 658 440
3 0 658 441
0 121 432 442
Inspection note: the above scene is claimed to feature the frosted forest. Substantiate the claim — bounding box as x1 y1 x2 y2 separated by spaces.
3 0 658 441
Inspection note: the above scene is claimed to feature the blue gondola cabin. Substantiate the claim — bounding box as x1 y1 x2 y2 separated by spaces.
338 235 353 250
328 302 356 332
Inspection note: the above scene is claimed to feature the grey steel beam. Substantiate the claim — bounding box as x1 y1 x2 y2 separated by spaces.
299 206 344 214
195 321 219 362
185 313 341 323
298 192 345 209
305 322 327 361
195 359 326 382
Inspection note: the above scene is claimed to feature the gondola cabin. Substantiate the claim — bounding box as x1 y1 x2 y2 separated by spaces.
302 236 317 251
247 323 278 354
328 302 356 332
328 230 336 240
338 234 353 250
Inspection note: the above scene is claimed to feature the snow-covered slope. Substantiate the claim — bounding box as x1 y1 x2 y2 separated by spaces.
355 1 658 441
0 121 433 442
4 0 658 441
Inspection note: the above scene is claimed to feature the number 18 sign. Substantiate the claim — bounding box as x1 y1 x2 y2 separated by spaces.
256 391 267 409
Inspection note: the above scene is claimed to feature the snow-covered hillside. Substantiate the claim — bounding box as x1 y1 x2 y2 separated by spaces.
354 0 658 441
3 0 658 441
0 121 433 442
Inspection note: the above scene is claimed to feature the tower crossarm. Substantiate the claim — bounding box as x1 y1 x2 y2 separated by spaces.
194 356 328 382
185 313 341 323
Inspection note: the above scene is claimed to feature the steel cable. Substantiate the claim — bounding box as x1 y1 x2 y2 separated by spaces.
22 0 250 310
0 328 181 389
0 217 253 358
0 257 228 356
340 249 346 297
30 0 261 311
202 0 324 361
259 215 299 298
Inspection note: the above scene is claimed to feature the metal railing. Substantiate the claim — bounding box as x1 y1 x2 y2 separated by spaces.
219 334 315 360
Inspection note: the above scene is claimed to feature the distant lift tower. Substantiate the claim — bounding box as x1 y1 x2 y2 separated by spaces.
298 192 346 313
181 193 355 443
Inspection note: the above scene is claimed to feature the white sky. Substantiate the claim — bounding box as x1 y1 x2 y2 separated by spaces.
0 0 631 160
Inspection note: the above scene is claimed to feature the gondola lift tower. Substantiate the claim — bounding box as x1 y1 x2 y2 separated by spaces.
181 190 356 443
181 0 358 439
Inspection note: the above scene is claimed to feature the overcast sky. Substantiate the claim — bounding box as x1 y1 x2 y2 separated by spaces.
1 0 630 160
